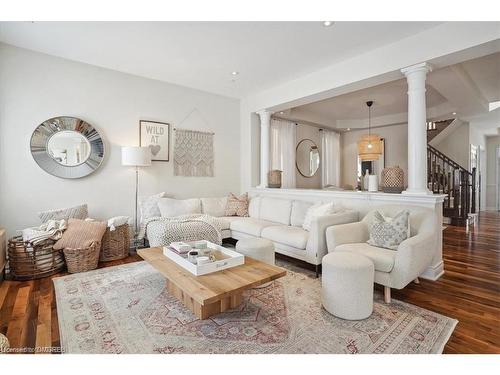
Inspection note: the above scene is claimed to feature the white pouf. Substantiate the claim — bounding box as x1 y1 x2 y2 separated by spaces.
322 252 374 320
235 238 275 265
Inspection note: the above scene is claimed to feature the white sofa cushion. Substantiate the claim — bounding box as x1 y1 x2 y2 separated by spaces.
157 198 201 217
220 216 244 230
248 196 261 218
335 243 396 272
201 197 227 217
259 197 292 225
290 200 314 227
302 202 336 231
229 217 281 237
261 226 309 250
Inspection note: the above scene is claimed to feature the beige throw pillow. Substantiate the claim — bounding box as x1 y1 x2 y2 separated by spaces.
224 193 249 217
367 210 410 250
53 218 107 250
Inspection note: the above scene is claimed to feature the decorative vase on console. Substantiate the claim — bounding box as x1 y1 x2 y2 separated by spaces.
363 169 370 191
368 174 378 192
268 170 282 188
381 165 405 193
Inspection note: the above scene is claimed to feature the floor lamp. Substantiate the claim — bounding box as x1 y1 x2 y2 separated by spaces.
121 146 152 247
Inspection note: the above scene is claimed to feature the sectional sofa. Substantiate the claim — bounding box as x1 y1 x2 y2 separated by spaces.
158 195 359 276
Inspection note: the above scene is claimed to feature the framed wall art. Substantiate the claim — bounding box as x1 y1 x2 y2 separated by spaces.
140 120 170 162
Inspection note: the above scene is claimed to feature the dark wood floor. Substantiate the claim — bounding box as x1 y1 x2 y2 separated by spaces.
1 212 499 353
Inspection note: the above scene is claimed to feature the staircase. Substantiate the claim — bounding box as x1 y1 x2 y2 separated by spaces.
427 144 477 226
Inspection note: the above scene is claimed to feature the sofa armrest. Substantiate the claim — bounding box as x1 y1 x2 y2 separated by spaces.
325 221 369 252
390 231 436 289
306 210 359 264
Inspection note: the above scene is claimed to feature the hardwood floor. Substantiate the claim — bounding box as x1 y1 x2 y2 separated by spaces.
1 211 499 353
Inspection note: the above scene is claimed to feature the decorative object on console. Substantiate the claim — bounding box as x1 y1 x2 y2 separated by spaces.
38 203 88 223
296 139 320 178
30 116 105 179
174 129 214 177
157 197 202 217
367 210 410 250
99 224 130 262
381 165 405 193
140 120 170 162
224 192 249 217
7 237 64 280
357 101 383 161
121 146 152 235
268 169 282 188
368 174 379 192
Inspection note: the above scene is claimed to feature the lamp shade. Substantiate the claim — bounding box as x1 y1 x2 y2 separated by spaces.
357 134 383 161
121 146 151 167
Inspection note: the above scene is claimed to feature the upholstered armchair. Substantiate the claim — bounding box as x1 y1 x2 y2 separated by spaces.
325 205 438 303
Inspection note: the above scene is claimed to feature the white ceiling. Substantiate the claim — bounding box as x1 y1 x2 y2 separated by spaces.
281 52 500 130
0 21 441 98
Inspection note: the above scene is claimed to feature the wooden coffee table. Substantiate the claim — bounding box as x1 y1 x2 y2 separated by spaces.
138 247 287 319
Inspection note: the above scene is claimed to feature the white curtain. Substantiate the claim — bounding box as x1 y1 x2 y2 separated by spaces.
270 118 296 188
321 129 340 187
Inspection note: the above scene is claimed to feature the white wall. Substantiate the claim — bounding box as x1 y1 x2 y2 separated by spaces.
341 124 409 188
433 122 470 168
485 136 500 210
295 123 322 189
0 44 240 235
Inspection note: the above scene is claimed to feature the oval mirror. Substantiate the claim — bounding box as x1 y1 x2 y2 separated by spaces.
30 116 105 179
296 139 320 177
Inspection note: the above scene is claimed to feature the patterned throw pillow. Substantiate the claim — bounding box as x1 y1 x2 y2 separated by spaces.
139 192 166 222
367 210 410 250
38 204 88 223
53 218 107 250
224 193 249 217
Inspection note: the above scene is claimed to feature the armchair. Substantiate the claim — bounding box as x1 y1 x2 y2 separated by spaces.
325 205 437 303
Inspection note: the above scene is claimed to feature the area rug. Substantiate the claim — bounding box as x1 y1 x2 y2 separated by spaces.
53 261 457 354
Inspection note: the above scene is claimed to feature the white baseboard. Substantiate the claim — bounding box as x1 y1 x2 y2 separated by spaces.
420 261 444 281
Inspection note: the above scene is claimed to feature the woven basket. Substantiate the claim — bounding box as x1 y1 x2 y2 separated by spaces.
63 242 100 274
268 170 282 188
7 237 65 280
100 224 130 262
382 165 405 193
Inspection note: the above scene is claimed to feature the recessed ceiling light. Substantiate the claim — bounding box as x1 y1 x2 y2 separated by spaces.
323 21 333 27
231 71 239 76
452 112 457 115
346 128 351 131
279 111 284 115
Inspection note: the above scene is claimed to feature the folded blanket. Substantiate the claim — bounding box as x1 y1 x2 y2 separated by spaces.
140 214 225 247
22 219 67 245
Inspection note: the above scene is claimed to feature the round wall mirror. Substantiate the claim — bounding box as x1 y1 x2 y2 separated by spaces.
296 139 320 177
30 116 105 179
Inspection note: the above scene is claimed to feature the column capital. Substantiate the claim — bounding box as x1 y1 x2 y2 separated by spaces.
401 62 432 77
257 109 273 120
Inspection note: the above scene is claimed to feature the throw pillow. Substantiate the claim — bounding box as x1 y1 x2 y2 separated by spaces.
38 204 88 223
157 197 202 218
53 218 107 250
139 192 166 222
302 202 335 231
201 197 228 217
224 193 249 217
367 210 410 250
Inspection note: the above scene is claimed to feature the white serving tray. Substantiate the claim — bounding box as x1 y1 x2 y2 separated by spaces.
163 240 244 276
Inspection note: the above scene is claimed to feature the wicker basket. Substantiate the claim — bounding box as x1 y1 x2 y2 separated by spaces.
100 224 130 262
63 243 100 274
7 237 65 280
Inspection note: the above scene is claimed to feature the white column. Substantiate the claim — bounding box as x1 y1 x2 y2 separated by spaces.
401 62 432 195
257 110 272 188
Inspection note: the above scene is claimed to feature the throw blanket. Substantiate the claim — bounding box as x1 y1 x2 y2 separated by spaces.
140 214 225 247
22 219 67 245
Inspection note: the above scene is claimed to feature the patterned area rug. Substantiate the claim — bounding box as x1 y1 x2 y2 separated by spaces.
53 261 457 354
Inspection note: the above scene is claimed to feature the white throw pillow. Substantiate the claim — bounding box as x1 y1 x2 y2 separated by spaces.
201 197 227 217
157 198 201 218
139 192 166 222
302 202 335 231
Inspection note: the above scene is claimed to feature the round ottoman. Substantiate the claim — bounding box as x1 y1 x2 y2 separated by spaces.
322 252 374 320
235 238 275 265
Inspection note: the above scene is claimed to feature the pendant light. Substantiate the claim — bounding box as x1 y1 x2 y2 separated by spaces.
357 100 382 161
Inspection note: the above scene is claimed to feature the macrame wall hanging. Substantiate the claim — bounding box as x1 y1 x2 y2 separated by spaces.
174 129 214 177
